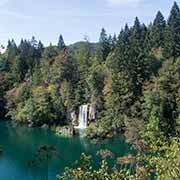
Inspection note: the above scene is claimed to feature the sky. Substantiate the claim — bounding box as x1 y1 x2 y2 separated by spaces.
0 0 179 47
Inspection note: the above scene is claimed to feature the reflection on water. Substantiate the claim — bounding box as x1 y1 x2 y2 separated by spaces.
0 121 135 180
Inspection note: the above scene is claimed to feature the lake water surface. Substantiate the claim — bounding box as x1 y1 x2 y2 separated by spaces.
0 121 135 180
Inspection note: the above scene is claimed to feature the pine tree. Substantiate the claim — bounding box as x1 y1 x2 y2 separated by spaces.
43 43 58 64
164 2 180 58
16 53 29 81
74 40 91 78
153 11 166 27
38 41 43 50
30 36 38 49
97 28 111 61
108 34 117 51
16 39 34 80
140 23 148 48
37 41 44 54
129 18 150 95
133 17 141 39
108 35 113 51
106 28 130 74
5 39 18 71
30 36 41 70
58 34 66 50
148 11 166 49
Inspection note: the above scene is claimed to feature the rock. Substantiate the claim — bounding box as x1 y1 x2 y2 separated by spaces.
56 126 74 137
41 124 48 129
28 123 34 128
0 148 3 154
88 104 96 121
71 111 78 126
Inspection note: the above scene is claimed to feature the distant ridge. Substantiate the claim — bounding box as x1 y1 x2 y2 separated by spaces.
68 41 98 54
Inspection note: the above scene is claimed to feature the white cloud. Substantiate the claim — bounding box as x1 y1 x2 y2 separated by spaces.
107 0 143 6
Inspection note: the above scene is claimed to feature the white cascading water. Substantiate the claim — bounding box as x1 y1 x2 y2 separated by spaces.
77 105 88 129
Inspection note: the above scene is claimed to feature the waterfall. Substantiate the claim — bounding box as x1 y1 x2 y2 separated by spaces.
76 105 88 129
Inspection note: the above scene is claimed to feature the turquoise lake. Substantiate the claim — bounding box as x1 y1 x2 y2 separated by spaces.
0 121 135 180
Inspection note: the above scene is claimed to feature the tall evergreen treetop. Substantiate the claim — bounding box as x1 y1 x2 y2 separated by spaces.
168 1 180 27
18 39 31 52
38 41 44 50
148 11 166 49
97 28 111 61
112 34 117 50
30 36 38 49
141 23 148 40
164 1 180 58
7 39 17 49
108 34 117 51
99 28 108 43
153 11 166 27
131 17 142 42
4 39 18 71
133 17 141 33
58 34 66 50
108 29 130 73
124 24 130 38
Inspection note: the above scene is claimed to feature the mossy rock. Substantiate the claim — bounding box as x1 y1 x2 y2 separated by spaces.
55 126 75 137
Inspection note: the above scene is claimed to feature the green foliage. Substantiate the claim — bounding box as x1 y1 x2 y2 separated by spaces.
58 34 66 50
149 138 180 180
96 28 111 61
148 11 166 49
164 2 180 58
143 58 180 136
57 153 135 180
1 3 180 133
58 137 180 180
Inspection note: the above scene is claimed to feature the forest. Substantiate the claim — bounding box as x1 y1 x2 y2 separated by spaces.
0 1 180 179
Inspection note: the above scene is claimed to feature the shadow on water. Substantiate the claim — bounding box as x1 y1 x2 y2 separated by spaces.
0 121 135 180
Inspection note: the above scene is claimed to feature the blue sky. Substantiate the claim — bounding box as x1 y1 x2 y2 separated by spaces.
0 0 179 46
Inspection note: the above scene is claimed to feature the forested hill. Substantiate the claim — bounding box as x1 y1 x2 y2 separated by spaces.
68 41 98 54
0 1 180 142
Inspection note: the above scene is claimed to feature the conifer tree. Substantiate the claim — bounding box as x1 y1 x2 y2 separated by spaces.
164 2 180 58
58 34 66 50
132 17 141 39
5 39 18 71
30 36 41 70
38 40 44 50
37 40 44 56
140 23 148 48
149 11 166 49
108 34 117 51
97 28 111 61
129 18 149 95
30 36 38 49
107 28 130 74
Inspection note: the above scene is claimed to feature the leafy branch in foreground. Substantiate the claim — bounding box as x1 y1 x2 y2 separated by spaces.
57 151 138 180
57 136 180 180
